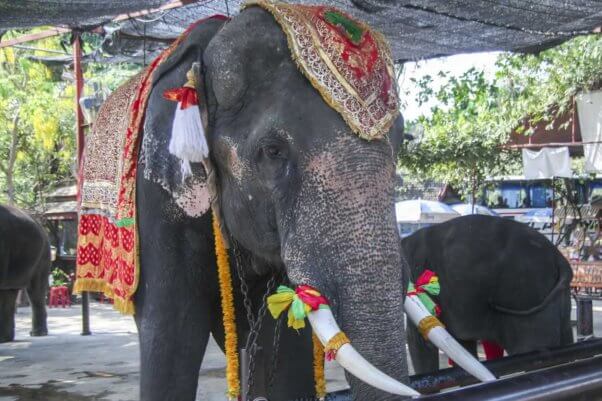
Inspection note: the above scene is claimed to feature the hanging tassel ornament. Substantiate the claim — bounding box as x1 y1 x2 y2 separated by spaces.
163 66 208 178
407 269 441 316
267 285 330 329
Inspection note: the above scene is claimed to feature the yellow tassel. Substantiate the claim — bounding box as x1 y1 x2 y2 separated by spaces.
312 333 326 400
213 211 240 399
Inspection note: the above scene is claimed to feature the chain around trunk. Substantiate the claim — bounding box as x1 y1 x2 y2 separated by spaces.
232 240 283 400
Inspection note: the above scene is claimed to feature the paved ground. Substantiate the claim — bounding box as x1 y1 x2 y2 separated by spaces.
0 302 347 401
1 300 600 401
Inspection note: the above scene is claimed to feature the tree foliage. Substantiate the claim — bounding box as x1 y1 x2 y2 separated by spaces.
0 37 76 207
399 34 602 200
0 31 138 209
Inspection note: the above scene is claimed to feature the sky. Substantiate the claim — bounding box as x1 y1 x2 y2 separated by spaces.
398 52 502 121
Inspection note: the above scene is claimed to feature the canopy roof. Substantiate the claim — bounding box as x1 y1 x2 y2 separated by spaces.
0 0 601 62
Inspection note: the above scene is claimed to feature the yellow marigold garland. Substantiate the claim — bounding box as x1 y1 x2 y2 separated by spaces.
313 333 327 400
212 211 240 400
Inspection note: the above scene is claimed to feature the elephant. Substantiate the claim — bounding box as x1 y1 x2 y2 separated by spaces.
401 214 574 375
94 6 419 401
0 204 50 342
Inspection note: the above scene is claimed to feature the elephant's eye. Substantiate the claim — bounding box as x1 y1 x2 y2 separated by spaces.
265 144 283 159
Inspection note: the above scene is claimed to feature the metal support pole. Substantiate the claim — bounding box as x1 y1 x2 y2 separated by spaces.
577 296 594 338
81 292 91 335
240 347 268 401
551 177 556 244
241 348 249 401
73 31 90 336
73 32 85 166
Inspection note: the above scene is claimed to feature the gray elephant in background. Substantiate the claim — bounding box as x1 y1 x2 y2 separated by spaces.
0 204 50 342
401 214 573 375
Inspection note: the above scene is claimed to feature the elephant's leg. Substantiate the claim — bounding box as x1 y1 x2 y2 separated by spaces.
134 247 215 401
136 180 219 401
26 261 49 337
559 290 574 345
0 289 18 342
407 319 439 374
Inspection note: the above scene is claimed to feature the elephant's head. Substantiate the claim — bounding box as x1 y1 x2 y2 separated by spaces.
194 5 411 400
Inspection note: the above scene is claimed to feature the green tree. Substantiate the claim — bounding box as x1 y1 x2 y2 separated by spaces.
399 34 602 201
0 30 139 209
0 41 76 207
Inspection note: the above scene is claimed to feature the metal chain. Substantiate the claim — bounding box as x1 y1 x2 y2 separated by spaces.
246 274 277 400
267 312 283 396
231 240 283 400
233 242 256 329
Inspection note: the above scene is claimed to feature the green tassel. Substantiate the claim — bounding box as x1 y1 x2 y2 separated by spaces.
324 11 363 44
408 282 440 316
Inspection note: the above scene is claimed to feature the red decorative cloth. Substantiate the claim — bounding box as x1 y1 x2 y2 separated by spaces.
73 16 227 314
482 340 505 360
163 87 198 109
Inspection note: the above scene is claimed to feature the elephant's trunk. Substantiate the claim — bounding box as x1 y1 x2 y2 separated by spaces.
282 136 411 400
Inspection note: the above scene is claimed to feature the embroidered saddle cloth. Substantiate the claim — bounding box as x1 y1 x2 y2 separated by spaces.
73 21 207 314
244 0 399 140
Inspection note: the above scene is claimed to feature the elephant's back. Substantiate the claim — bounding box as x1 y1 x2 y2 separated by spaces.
405 215 564 337
0 204 48 288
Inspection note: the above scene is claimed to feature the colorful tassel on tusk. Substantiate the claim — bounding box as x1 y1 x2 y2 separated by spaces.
267 285 330 329
407 269 441 316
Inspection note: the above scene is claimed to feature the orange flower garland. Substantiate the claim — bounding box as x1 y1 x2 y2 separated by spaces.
313 333 327 400
212 211 240 400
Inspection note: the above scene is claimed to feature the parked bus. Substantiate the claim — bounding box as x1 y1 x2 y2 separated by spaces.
480 175 602 220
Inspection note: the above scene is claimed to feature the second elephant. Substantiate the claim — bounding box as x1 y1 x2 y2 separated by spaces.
401 214 573 375
0 204 50 342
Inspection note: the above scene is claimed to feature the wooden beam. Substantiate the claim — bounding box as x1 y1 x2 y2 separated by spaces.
0 0 201 49
0 27 69 49
110 0 199 23
504 140 602 149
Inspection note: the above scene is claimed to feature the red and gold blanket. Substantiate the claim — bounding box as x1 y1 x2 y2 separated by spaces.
244 0 399 140
73 17 224 314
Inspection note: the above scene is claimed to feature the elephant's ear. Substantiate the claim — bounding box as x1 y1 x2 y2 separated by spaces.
162 61 226 241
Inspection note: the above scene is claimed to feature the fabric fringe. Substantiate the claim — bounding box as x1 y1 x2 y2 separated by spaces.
312 333 326 400
213 210 240 400
72 278 135 315
169 104 208 179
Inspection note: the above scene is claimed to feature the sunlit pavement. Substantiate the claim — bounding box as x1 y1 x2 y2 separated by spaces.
0 302 347 401
1 300 600 401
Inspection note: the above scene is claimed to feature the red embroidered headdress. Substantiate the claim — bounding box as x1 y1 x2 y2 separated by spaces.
243 0 399 140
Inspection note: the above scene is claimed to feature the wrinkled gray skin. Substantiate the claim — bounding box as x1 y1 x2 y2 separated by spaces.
401 215 573 375
131 7 408 401
0 204 50 342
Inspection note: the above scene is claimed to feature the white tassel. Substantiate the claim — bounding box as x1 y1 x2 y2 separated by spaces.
169 103 209 178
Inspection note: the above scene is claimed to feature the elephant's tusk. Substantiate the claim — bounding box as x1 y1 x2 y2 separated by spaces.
308 308 421 397
404 295 496 382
